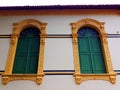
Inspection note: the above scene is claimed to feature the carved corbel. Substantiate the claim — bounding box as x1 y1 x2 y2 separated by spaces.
36 76 43 85
2 76 9 85
74 74 82 84
109 75 116 84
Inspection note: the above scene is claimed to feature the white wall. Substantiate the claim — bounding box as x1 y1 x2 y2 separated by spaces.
0 15 120 69
108 38 120 70
0 39 10 70
0 75 120 90
0 15 120 89
0 15 120 34
44 38 74 70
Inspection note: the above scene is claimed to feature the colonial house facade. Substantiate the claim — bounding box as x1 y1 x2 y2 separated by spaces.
0 5 120 90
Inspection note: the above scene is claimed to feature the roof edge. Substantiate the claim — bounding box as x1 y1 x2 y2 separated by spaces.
0 4 120 10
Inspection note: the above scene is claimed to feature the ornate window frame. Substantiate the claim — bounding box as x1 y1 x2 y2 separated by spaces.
2 19 47 85
70 18 116 84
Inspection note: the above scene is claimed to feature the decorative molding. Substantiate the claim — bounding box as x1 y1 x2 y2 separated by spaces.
2 19 47 85
70 18 116 84
0 9 120 16
74 74 116 84
2 74 44 85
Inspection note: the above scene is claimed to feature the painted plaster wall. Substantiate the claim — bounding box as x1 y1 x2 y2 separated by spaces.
0 15 120 89
0 15 120 34
0 38 10 70
0 75 119 90
108 38 120 70
44 38 74 70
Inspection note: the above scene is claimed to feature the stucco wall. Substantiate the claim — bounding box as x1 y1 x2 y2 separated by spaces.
0 75 120 90
0 15 120 34
0 15 119 89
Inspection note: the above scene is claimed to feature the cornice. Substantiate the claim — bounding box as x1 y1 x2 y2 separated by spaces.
0 9 120 16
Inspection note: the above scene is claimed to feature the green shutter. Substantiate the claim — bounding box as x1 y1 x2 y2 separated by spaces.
25 35 40 74
78 37 93 73
90 37 106 73
12 27 40 74
78 27 106 74
12 37 29 74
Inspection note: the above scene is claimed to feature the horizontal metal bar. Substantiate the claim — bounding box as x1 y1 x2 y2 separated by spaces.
44 70 75 72
1 34 120 38
0 35 11 38
0 69 120 75
44 72 74 75
108 34 120 38
0 71 4 75
44 70 74 75
114 70 120 72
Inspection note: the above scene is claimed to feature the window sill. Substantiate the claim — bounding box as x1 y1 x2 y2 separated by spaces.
2 74 44 85
74 73 116 84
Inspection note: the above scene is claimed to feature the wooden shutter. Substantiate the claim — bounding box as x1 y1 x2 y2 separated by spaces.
78 37 93 73
78 27 106 74
12 27 40 74
90 37 106 73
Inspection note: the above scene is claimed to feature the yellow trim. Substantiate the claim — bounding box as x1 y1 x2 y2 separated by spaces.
2 19 47 85
70 18 116 84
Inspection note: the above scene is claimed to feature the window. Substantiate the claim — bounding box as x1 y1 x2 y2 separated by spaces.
2 19 47 85
12 27 40 74
70 18 116 84
78 27 106 74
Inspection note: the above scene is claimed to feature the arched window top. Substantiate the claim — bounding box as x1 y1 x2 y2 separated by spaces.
78 27 99 37
70 18 106 36
13 19 47 35
20 27 40 37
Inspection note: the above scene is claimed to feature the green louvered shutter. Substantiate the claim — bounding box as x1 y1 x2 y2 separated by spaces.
12 27 40 74
78 37 93 73
78 27 106 74
89 37 106 73
12 36 28 74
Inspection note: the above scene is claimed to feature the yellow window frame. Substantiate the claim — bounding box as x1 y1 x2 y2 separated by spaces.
2 19 47 85
70 18 116 84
